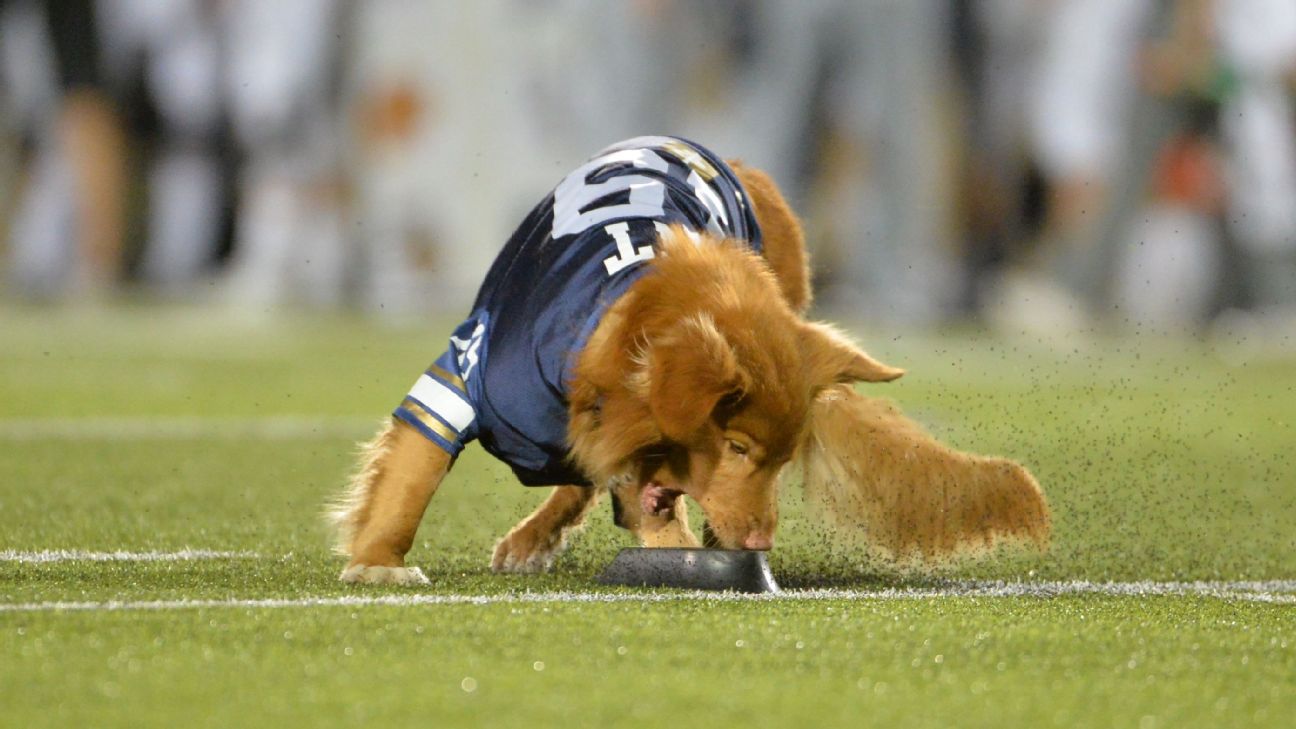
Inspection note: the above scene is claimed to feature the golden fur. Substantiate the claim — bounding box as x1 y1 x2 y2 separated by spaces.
727 161 812 314
327 155 1050 584
565 226 901 550
801 385 1050 569
491 485 603 573
328 419 449 583
327 424 394 555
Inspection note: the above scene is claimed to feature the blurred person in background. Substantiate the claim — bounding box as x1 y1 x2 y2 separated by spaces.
1212 0 1296 339
727 0 955 325
1 0 348 308
95 0 235 293
342 0 727 317
343 1 548 316
980 0 1155 334
2 0 127 301
4 0 245 302
1112 0 1233 333
4 0 1288 344
948 0 1053 319
978 0 1296 339
216 0 347 310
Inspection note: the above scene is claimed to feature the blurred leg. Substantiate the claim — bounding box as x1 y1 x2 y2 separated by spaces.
140 148 222 286
8 148 77 296
60 91 126 294
45 0 127 296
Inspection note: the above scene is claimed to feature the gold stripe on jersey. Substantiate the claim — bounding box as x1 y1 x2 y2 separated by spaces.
661 140 719 181
401 398 459 442
427 363 466 393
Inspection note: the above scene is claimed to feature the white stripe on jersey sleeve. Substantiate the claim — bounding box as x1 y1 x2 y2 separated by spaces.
408 375 475 433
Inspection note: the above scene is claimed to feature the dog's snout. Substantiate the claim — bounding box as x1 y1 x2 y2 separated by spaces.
742 532 774 551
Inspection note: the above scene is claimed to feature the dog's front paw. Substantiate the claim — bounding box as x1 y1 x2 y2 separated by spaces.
338 564 430 585
491 529 560 574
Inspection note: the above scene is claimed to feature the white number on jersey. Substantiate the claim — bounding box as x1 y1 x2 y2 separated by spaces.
551 148 671 239
552 143 716 277
449 321 486 380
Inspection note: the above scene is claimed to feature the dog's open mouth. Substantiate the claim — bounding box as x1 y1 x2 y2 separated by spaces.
641 481 684 517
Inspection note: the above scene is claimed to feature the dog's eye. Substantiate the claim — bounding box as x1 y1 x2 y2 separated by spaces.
726 439 749 456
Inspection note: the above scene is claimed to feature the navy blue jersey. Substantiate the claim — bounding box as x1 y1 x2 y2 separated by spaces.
394 136 762 485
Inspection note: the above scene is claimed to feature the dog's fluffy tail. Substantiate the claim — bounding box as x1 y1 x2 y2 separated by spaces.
324 420 396 556
800 385 1050 570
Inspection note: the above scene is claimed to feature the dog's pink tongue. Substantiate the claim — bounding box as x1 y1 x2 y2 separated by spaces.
641 482 682 517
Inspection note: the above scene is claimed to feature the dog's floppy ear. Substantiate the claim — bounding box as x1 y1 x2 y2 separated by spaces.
646 314 746 442
801 321 904 385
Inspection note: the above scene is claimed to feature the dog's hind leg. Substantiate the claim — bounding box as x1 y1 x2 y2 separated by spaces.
492 486 601 573
610 483 702 548
328 418 451 584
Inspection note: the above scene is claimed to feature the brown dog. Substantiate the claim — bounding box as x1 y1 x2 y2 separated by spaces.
328 138 1047 584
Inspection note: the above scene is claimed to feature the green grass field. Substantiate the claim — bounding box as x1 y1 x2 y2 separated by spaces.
2 305 1293 728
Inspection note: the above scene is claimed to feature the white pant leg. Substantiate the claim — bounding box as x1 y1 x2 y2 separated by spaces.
140 149 222 286
9 147 76 296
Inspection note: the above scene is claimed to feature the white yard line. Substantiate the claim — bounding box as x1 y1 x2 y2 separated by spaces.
2 580 1294 613
0 549 261 563
0 416 376 441
1215 591 1296 605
